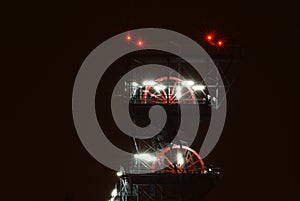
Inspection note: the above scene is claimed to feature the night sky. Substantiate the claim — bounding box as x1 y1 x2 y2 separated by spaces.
4 1 294 201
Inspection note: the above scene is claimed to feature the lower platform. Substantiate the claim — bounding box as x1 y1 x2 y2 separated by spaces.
125 172 221 200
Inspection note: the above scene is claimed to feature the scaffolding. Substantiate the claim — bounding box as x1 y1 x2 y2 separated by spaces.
107 31 240 201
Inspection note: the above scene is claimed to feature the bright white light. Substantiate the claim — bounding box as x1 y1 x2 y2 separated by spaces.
177 153 184 166
182 80 194 86
192 85 205 91
116 171 122 177
131 82 138 87
134 153 157 162
154 84 166 91
111 188 117 197
143 80 156 86
176 86 182 91
175 86 182 99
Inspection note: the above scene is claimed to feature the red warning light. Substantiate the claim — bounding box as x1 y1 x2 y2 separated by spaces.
206 34 213 41
126 34 132 41
217 40 223 46
137 39 144 47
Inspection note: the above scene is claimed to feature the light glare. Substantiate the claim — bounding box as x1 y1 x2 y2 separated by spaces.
182 80 194 86
126 34 132 41
206 34 213 41
143 80 156 86
177 153 184 166
192 85 205 91
111 188 117 197
137 39 144 47
131 82 138 87
217 40 223 46
134 153 157 162
154 85 166 91
175 86 182 99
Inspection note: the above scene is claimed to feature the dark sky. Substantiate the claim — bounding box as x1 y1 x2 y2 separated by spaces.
4 1 295 201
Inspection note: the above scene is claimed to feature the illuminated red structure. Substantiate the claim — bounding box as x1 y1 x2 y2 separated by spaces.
107 30 239 201
141 76 197 104
151 144 205 174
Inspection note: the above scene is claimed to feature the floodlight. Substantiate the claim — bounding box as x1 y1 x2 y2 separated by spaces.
134 153 157 162
177 153 184 166
111 188 117 197
143 80 156 86
192 85 205 91
182 80 194 86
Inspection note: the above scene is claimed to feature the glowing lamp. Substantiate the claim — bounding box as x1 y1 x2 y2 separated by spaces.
126 34 132 41
217 40 223 46
137 39 144 47
206 34 213 41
